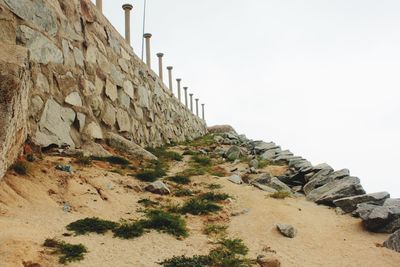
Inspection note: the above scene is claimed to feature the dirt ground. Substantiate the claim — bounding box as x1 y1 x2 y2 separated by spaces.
0 149 399 267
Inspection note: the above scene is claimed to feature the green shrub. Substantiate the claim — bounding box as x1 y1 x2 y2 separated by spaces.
174 188 195 197
91 156 130 166
203 224 228 237
143 210 188 238
179 198 222 215
270 191 291 199
112 221 146 239
66 217 118 235
207 183 223 190
178 166 209 177
134 169 165 182
168 175 191 185
161 238 251 267
13 161 29 175
160 255 212 267
182 150 199 156
146 147 183 161
138 198 159 207
199 192 231 202
43 239 87 264
183 134 215 147
192 155 212 166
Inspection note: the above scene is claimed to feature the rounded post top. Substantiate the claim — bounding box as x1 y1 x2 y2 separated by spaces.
143 33 152 38
176 78 182 82
156 53 164 57
122 4 133 10
189 93 193 96
167 66 173 70
183 87 188 90
195 98 199 101
202 103 205 106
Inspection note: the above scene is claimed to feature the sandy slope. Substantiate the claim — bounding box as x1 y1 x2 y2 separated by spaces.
0 152 399 267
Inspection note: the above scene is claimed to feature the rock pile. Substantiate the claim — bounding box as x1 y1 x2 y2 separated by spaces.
209 126 398 236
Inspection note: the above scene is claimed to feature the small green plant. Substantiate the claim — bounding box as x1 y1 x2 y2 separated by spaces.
207 183 223 190
209 166 228 177
174 188 195 197
112 221 146 239
133 159 168 182
179 198 222 215
178 167 208 177
66 217 118 235
138 198 160 207
160 255 212 267
168 175 191 185
143 210 188 238
270 191 291 199
192 155 212 166
110 168 124 175
199 192 231 202
13 161 29 175
91 156 130 166
160 238 251 267
146 147 183 161
183 134 215 147
182 149 199 156
203 224 228 237
43 239 87 264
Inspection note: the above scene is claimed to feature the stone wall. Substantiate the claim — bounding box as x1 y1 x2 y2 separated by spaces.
0 0 207 179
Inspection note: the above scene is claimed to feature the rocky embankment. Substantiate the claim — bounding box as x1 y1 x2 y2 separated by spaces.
208 125 400 252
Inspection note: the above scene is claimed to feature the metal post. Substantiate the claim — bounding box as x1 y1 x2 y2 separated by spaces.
157 53 164 81
122 4 133 45
183 87 188 108
143 33 152 68
96 0 103 13
167 66 173 91
189 93 193 112
201 104 205 120
195 99 199 116
176 79 182 102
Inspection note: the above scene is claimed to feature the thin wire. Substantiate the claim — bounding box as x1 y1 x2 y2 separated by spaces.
141 0 147 60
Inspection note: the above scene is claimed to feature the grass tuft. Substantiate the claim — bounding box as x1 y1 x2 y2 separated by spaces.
167 175 191 185
199 192 231 202
143 210 188 238
146 146 183 161
66 217 119 235
112 221 146 239
174 188 195 197
179 198 222 215
160 255 212 267
43 239 87 264
192 155 212 166
75 154 92 165
207 183 223 190
134 159 167 182
203 224 228 237
91 156 130 166
138 198 159 207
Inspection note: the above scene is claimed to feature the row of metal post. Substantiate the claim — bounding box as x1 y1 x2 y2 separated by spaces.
97 1 205 121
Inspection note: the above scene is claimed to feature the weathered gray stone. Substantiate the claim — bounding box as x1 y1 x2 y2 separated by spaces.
35 73 50 93
106 132 157 161
333 192 390 213
306 176 366 205
76 113 86 132
105 79 117 101
226 146 242 161
268 177 292 193
4 0 58 35
81 142 112 158
118 89 131 109
384 229 400 253
65 92 83 107
31 95 44 116
276 224 297 238
303 167 334 195
249 159 259 169
34 98 75 148
260 149 280 160
253 183 277 193
207 125 236 134
17 25 63 64
228 174 243 184
123 80 134 99
145 181 170 195
137 85 150 108
358 198 400 233
116 109 131 132
86 121 103 140
102 102 116 127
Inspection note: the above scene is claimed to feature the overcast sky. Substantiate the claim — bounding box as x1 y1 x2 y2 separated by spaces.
95 0 400 197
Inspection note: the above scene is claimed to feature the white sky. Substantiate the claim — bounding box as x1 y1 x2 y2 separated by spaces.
95 0 400 197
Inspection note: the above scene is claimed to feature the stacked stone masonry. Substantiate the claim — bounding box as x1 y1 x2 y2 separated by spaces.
0 0 207 179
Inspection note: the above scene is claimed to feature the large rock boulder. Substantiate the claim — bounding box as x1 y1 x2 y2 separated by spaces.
145 181 170 195
306 176 365 205
384 229 400 253
303 167 334 195
34 98 76 148
333 192 390 213
356 198 400 233
106 132 157 161
226 145 242 161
